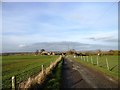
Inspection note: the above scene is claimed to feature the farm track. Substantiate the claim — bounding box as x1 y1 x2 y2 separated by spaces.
61 57 118 89
61 57 92 89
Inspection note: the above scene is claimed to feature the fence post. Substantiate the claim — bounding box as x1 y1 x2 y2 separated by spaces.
91 56 93 64
87 56 88 62
42 65 44 74
84 56 85 61
106 58 109 70
97 56 99 66
12 76 16 90
81 56 82 60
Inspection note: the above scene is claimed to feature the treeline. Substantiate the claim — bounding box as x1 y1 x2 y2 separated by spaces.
65 49 120 56
2 49 120 56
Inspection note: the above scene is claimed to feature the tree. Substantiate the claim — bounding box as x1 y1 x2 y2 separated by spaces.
40 49 45 52
35 50 39 55
66 49 76 55
97 49 101 53
97 49 102 56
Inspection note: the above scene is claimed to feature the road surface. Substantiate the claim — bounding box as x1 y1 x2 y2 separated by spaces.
61 57 118 89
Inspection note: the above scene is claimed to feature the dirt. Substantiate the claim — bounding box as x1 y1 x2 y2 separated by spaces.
61 57 118 89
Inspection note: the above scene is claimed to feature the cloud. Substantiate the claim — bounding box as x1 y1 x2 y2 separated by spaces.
2 0 119 2
3 2 118 34
88 36 118 42
83 30 118 43
18 44 26 48
2 2 118 52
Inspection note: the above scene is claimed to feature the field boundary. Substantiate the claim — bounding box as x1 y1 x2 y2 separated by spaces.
18 55 63 89
66 57 118 88
69 56 118 82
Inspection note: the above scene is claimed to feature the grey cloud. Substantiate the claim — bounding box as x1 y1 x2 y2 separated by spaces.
2 41 118 53
88 36 118 43
21 41 90 52
104 38 118 42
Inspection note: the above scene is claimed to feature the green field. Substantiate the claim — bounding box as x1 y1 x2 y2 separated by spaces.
2 55 59 89
68 55 119 80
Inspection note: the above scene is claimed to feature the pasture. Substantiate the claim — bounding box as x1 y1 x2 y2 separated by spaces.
68 55 119 80
2 55 59 89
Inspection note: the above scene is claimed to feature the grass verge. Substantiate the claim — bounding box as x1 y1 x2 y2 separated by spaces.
43 59 63 90
68 55 119 81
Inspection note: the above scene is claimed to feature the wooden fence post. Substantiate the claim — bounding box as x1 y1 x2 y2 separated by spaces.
81 56 82 60
87 56 88 62
91 56 93 64
42 65 44 74
97 56 99 66
84 56 85 61
12 76 16 90
106 58 109 70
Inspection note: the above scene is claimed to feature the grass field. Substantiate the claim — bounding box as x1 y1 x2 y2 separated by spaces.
2 55 59 89
68 55 119 80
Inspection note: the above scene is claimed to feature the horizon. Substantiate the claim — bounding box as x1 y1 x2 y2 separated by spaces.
2 41 119 53
2 2 118 52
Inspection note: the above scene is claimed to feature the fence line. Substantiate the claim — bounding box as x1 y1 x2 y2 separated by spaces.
18 55 62 89
3 63 45 89
78 55 112 71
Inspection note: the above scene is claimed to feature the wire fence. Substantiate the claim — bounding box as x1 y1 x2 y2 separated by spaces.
74 55 118 73
2 60 54 89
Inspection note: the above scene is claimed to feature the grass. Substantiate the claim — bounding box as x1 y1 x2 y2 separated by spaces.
43 59 63 90
68 55 119 80
2 55 59 89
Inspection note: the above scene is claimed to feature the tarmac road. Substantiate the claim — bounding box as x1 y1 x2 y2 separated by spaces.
61 57 118 89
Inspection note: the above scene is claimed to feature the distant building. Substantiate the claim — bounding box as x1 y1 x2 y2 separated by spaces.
41 51 48 55
52 52 55 55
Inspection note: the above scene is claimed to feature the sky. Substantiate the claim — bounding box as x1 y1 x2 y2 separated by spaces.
2 0 119 2
2 2 118 52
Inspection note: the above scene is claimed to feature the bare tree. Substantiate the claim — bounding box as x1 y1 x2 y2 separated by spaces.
35 50 39 55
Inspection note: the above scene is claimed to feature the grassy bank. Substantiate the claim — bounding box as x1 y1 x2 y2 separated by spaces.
2 55 59 89
43 59 63 90
68 55 119 80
